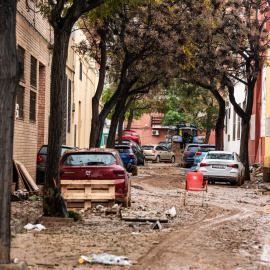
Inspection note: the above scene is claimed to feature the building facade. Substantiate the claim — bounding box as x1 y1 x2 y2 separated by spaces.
14 2 98 183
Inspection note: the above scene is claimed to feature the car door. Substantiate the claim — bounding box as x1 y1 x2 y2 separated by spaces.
161 146 170 159
155 146 165 160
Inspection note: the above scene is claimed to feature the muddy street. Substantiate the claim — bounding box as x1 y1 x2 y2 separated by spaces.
11 162 270 269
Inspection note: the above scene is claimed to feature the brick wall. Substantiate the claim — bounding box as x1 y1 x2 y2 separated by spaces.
14 6 52 183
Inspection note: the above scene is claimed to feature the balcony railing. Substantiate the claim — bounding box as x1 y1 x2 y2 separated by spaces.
151 116 164 127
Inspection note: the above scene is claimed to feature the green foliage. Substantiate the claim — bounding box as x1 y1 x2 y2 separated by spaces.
161 79 219 132
162 110 187 126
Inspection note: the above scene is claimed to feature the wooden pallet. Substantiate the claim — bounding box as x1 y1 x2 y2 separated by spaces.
61 180 115 211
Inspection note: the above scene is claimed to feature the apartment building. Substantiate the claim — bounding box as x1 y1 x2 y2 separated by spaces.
14 2 98 183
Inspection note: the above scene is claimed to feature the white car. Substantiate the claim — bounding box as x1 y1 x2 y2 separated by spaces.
197 151 245 186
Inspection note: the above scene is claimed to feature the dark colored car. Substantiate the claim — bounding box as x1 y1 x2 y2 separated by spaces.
194 144 215 165
182 144 200 168
36 145 75 184
116 130 141 145
60 148 131 207
158 141 172 150
115 140 146 166
115 145 138 176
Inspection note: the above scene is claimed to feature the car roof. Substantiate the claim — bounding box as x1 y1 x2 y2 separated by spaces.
115 145 131 148
207 151 234 154
62 148 119 155
40 144 75 148
198 144 215 147
142 144 157 147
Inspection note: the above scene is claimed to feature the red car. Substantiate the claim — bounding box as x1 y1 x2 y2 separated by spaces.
116 130 141 145
60 148 131 207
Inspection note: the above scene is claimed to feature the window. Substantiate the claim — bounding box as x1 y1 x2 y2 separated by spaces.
228 134 230 141
67 79 71 133
228 108 231 119
16 86 24 119
225 110 228 134
237 103 241 140
79 61 82 81
30 56 37 87
17 46 25 81
62 153 116 166
233 109 236 141
29 91 36 122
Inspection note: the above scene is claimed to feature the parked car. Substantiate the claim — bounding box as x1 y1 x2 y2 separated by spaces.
115 145 138 176
182 143 200 168
158 141 172 150
116 130 141 145
115 140 145 166
197 151 245 186
194 144 215 165
60 148 131 207
141 144 175 163
36 144 75 184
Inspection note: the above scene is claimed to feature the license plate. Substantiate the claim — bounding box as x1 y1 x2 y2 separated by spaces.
212 165 225 169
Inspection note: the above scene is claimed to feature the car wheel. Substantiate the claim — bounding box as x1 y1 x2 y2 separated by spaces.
156 155 160 163
132 167 138 176
236 176 242 186
142 158 146 166
171 156 175 163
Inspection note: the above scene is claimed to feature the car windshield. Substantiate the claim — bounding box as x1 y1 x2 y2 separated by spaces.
206 153 234 160
115 147 132 153
187 146 198 151
198 146 215 152
39 146 48 155
62 153 116 166
142 146 154 150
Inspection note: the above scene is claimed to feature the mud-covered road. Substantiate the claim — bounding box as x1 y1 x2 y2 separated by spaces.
11 162 270 269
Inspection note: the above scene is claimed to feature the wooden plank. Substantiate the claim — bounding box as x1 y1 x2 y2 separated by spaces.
121 217 169 223
13 160 26 190
109 185 115 194
84 200 92 210
16 163 31 191
16 160 39 191
62 184 86 189
61 180 115 185
65 189 85 194
62 193 115 200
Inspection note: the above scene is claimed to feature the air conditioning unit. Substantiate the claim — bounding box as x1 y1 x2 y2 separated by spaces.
151 130 159 136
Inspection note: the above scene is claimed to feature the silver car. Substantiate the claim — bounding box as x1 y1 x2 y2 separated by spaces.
197 151 245 186
141 144 175 163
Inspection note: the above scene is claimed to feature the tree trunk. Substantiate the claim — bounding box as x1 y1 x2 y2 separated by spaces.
211 89 225 151
240 119 250 180
89 30 107 148
227 77 255 181
43 29 71 217
107 96 128 148
118 113 125 144
0 0 18 264
92 87 123 147
204 129 211 144
117 97 134 144
127 108 134 130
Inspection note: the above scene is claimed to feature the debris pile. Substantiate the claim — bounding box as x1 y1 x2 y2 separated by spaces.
250 163 263 177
